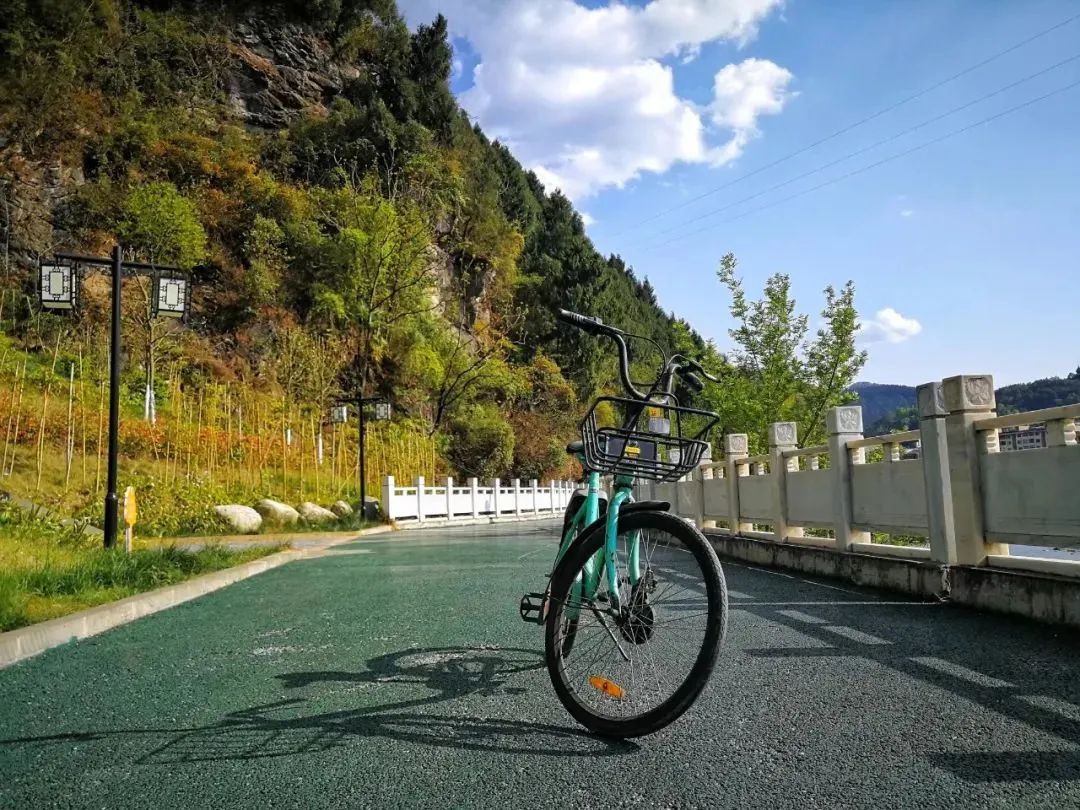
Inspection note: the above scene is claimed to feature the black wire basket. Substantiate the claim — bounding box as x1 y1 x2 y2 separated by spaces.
580 396 719 482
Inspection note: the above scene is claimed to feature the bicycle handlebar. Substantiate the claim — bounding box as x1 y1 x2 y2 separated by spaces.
557 308 647 400
556 308 610 337
557 309 723 402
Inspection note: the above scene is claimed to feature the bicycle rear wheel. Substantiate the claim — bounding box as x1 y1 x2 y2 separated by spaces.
545 509 727 738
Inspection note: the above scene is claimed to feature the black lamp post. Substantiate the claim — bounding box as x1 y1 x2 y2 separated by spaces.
332 395 391 516
39 246 190 547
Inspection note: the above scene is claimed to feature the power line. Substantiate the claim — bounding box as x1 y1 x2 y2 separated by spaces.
627 51 1080 248
636 78 1080 254
612 10 1080 237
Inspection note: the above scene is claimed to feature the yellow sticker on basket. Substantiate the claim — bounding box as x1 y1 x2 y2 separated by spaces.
625 445 641 457
589 676 625 700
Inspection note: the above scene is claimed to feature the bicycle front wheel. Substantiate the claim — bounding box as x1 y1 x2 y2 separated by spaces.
544 509 727 738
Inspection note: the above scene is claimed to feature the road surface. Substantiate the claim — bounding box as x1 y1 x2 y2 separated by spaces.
2 521 1079 808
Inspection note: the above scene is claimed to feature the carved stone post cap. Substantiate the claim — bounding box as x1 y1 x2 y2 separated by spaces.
768 422 798 447
826 405 863 435
722 433 748 455
942 374 995 413
916 381 947 418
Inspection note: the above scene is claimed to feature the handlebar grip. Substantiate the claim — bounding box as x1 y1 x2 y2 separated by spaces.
556 308 607 336
681 371 705 393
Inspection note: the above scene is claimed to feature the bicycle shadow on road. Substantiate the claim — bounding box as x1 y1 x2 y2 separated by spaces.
1 646 638 767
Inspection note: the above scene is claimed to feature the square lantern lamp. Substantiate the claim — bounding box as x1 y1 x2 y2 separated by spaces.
373 400 392 421
330 405 350 424
39 262 78 311
153 274 189 319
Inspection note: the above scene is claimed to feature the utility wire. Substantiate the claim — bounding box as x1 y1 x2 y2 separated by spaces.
636 78 1080 254
627 51 1080 248
612 10 1080 237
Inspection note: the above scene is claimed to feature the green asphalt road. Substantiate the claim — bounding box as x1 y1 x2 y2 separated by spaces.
3 521 1080 808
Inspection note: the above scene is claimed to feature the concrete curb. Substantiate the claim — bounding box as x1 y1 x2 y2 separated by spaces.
0 526 392 669
393 513 561 529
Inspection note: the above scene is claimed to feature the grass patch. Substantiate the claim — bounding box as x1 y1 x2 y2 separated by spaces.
0 500 281 632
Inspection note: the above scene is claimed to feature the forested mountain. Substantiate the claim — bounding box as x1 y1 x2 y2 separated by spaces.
848 383 916 429
997 370 1080 414
0 0 696 480
855 370 1080 435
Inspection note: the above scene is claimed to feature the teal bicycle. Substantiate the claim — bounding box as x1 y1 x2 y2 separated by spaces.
520 309 729 738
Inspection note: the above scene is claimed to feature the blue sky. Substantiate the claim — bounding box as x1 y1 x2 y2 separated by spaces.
400 1 1079 386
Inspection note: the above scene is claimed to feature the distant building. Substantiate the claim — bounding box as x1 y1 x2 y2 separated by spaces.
997 425 1046 452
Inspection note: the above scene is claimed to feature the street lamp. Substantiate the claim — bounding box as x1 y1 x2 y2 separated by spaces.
39 262 77 310
153 274 189 319
333 395 392 517
39 246 190 547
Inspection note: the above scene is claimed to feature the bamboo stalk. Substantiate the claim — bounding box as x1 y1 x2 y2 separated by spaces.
1 359 24 476
35 334 62 491
79 348 87 485
95 379 105 494
64 361 75 488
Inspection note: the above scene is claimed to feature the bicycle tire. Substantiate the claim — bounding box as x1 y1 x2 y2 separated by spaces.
544 509 727 738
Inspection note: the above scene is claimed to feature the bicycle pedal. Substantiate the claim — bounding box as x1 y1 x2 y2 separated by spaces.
519 592 547 625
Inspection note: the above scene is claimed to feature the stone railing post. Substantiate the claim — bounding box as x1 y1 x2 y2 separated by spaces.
382 475 395 521
916 382 957 563
768 422 801 543
469 477 479 518
492 478 501 517
416 475 425 523
445 476 454 519
942 374 1008 565
723 434 750 534
513 479 522 516
827 406 869 551
699 456 716 530
531 479 539 513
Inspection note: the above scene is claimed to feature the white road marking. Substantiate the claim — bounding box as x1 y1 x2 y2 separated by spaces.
733 601 937 607
823 625 891 645
1018 695 1080 721
912 656 1014 688
722 560 871 596
778 609 829 624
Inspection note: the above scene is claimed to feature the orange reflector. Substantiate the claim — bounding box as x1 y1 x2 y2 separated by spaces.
589 676 625 700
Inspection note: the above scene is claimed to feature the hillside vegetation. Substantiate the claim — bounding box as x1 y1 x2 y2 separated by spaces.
0 0 869 532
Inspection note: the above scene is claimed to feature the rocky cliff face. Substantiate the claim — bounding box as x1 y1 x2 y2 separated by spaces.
226 20 359 130
1 14 483 318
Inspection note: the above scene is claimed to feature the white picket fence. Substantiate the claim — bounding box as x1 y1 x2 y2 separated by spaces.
382 476 576 523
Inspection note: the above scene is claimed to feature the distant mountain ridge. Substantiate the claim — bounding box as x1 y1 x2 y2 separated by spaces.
850 370 1080 434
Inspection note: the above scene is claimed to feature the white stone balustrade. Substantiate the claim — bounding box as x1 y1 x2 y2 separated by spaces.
637 373 1080 578
382 476 575 523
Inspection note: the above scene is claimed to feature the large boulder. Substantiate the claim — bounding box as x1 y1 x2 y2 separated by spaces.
213 505 262 534
330 500 354 518
298 502 337 525
254 498 300 528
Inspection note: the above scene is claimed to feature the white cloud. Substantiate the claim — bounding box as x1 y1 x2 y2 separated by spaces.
399 0 791 199
580 211 597 227
900 208 914 217
858 308 923 345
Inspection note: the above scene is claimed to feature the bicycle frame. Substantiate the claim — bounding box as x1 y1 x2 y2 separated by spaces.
554 460 642 616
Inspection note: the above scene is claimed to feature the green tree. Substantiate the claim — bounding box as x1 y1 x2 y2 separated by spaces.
445 403 514 479
118 181 207 267
298 184 436 397
713 253 866 450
